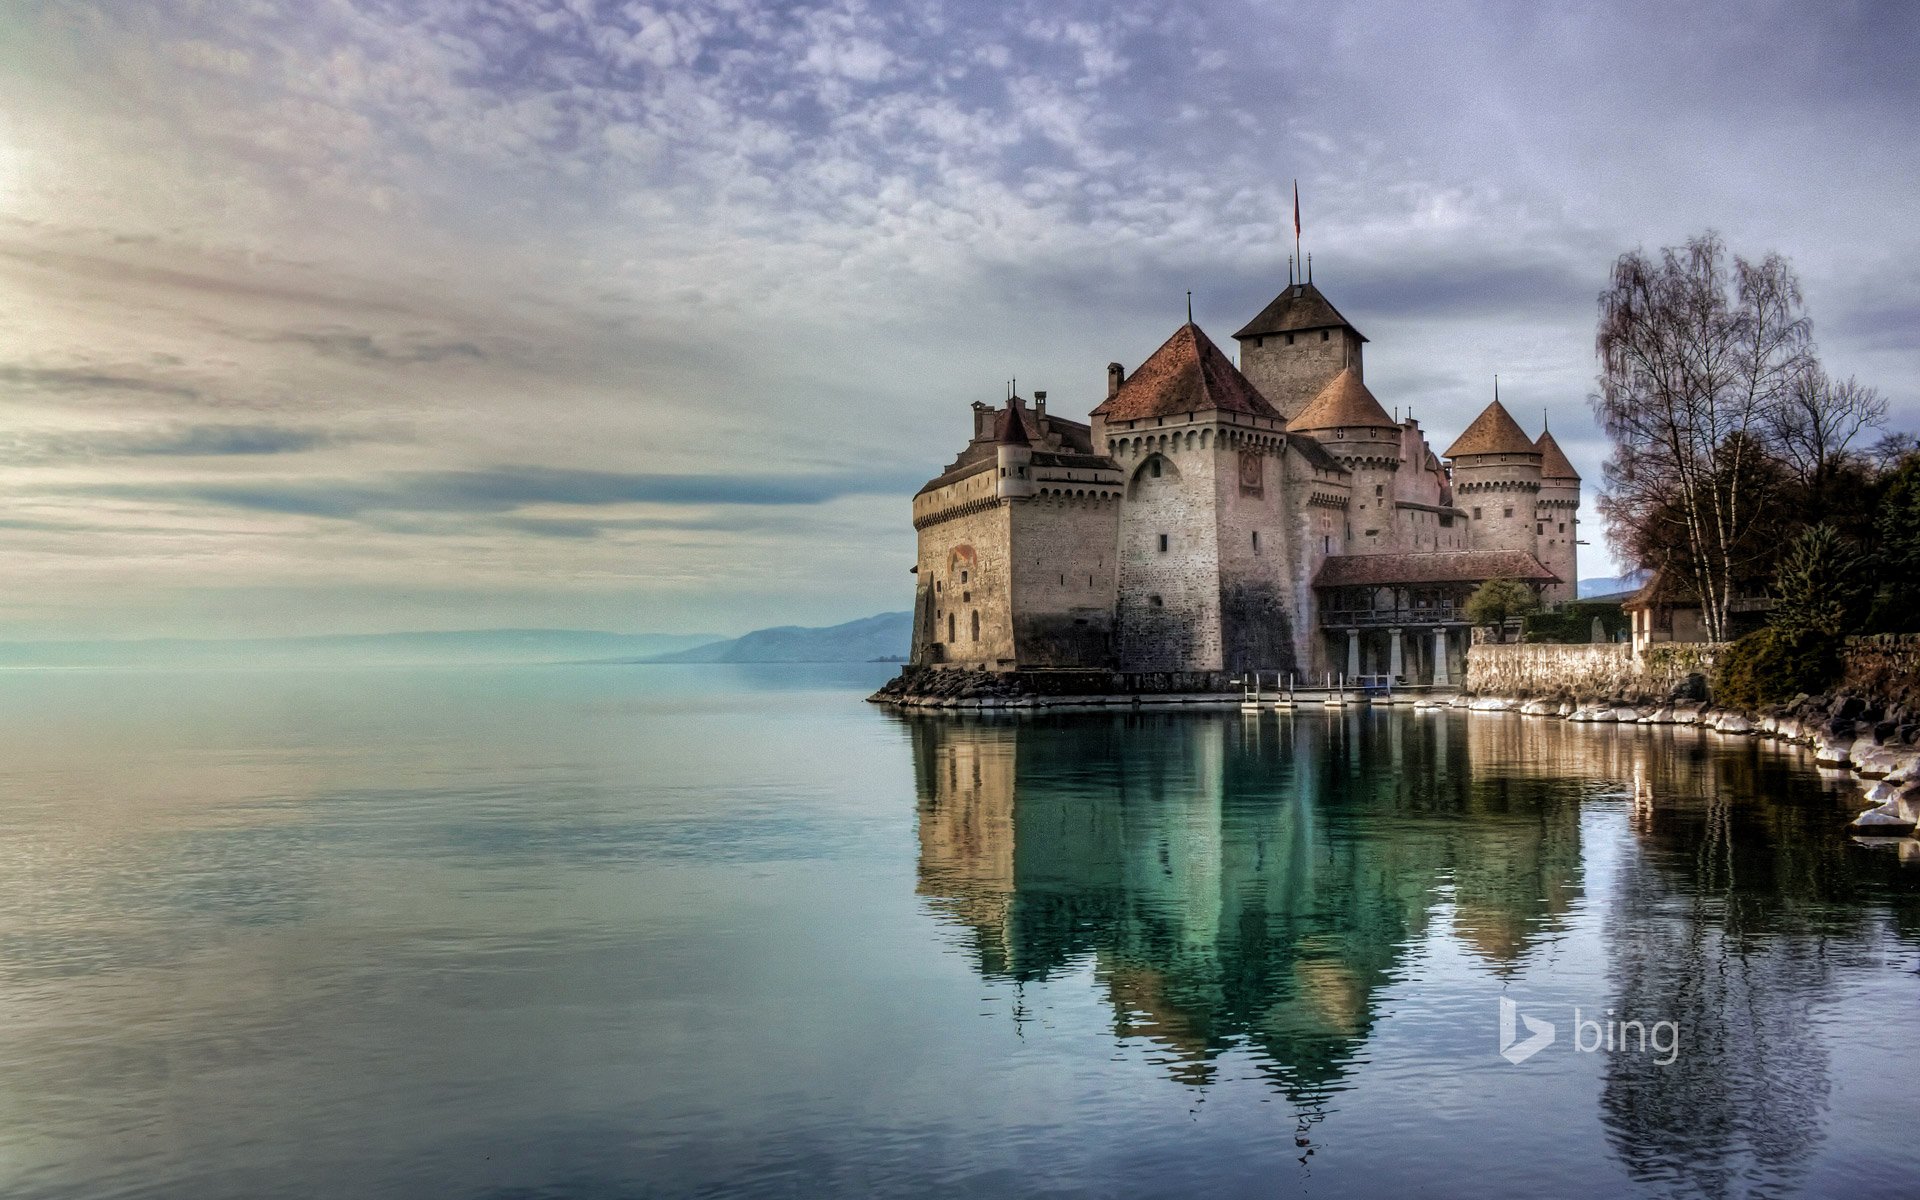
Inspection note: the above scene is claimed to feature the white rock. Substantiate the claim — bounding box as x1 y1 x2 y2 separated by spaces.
1882 753 1920 784
1814 735 1856 766
1851 800 1916 830
1864 780 1901 804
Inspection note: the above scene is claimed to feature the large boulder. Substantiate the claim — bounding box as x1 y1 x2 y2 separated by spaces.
1715 712 1754 734
1813 735 1856 766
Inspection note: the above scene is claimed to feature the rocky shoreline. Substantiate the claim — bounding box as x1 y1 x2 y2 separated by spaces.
1450 689 1920 836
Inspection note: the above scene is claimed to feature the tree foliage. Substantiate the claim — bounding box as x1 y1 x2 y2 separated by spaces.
1869 452 1920 632
1712 628 1843 711
1769 523 1871 638
1464 578 1540 632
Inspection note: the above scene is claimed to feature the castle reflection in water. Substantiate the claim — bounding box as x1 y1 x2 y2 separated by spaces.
901 707 1920 1187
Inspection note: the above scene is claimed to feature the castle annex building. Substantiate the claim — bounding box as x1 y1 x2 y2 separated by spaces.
907 278 1580 686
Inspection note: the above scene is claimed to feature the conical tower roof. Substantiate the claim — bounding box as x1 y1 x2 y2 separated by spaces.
1535 429 1579 480
1444 399 1538 458
995 396 1032 447
1090 323 1279 422
1286 368 1396 433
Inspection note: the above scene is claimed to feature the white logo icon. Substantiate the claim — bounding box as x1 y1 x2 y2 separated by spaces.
1499 996 1556 1064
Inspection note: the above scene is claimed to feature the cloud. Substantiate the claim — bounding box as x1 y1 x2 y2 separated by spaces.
0 364 202 401
87 465 917 521
259 328 487 365
14 424 347 461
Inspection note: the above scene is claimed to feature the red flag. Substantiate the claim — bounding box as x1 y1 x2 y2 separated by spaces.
1293 180 1301 239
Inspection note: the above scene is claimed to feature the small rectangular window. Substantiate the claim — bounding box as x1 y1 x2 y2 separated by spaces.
1321 330 1330 341
1149 595 1163 607
1473 507 1483 520
1504 506 1514 518
1375 484 1384 497
1158 534 1169 552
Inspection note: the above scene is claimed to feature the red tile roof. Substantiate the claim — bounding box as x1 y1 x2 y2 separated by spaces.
1312 549 1559 587
1444 400 1539 458
1535 429 1579 480
1090 323 1280 422
1286 368 1397 433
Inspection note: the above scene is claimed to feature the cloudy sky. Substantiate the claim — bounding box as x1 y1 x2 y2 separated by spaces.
2 0 1915 640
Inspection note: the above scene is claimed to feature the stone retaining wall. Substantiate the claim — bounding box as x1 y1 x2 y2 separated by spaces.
1463 642 1718 702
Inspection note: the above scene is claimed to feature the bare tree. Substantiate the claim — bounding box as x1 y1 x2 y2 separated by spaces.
1768 365 1886 492
1867 431 1920 471
1591 233 1813 642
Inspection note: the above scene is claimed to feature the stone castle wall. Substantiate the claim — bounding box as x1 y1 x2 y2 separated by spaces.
913 471 1015 668
1211 429 1297 673
1113 430 1223 671
1009 494 1121 668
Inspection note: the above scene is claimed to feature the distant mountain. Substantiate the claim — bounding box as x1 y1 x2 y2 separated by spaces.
645 612 912 663
1578 571 1649 599
0 629 723 669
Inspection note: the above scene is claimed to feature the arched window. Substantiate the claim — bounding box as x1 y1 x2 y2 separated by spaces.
970 611 980 642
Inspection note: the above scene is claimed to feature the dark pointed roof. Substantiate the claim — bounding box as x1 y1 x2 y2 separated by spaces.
996 397 1032 447
1444 399 1539 458
1535 429 1579 480
1233 281 1368 343
1090 323 1279 422
1286 368 1397 433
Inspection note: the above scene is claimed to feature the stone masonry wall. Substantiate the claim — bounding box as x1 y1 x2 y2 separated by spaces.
1115 433 1221 671
1010 493 1120 667
1465 642 1718 702
913 473 1015 668
1212 428 1298 674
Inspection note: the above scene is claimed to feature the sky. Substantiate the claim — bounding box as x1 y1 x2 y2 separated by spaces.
2 0 1916 640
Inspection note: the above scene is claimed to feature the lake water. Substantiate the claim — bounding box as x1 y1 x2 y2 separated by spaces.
0 663 1916 1199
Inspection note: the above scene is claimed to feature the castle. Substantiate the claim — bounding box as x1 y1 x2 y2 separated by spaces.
906 275 1580 686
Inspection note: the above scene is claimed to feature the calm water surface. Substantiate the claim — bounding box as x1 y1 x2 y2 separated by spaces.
0 664 1916 1198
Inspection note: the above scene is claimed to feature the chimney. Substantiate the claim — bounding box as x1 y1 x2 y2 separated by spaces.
1033 390 1046 420
1107 363 1124 398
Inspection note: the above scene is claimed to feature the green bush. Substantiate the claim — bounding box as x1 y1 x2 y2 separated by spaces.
1522 601 1629 644
1711 628 1842 710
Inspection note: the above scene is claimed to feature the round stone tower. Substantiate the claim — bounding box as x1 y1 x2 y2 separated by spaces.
1444 398 1543 556
1286 368 1403 551
1533 428 1581 604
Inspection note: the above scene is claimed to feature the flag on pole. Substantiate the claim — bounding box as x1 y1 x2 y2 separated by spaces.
1293 180 1300 240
